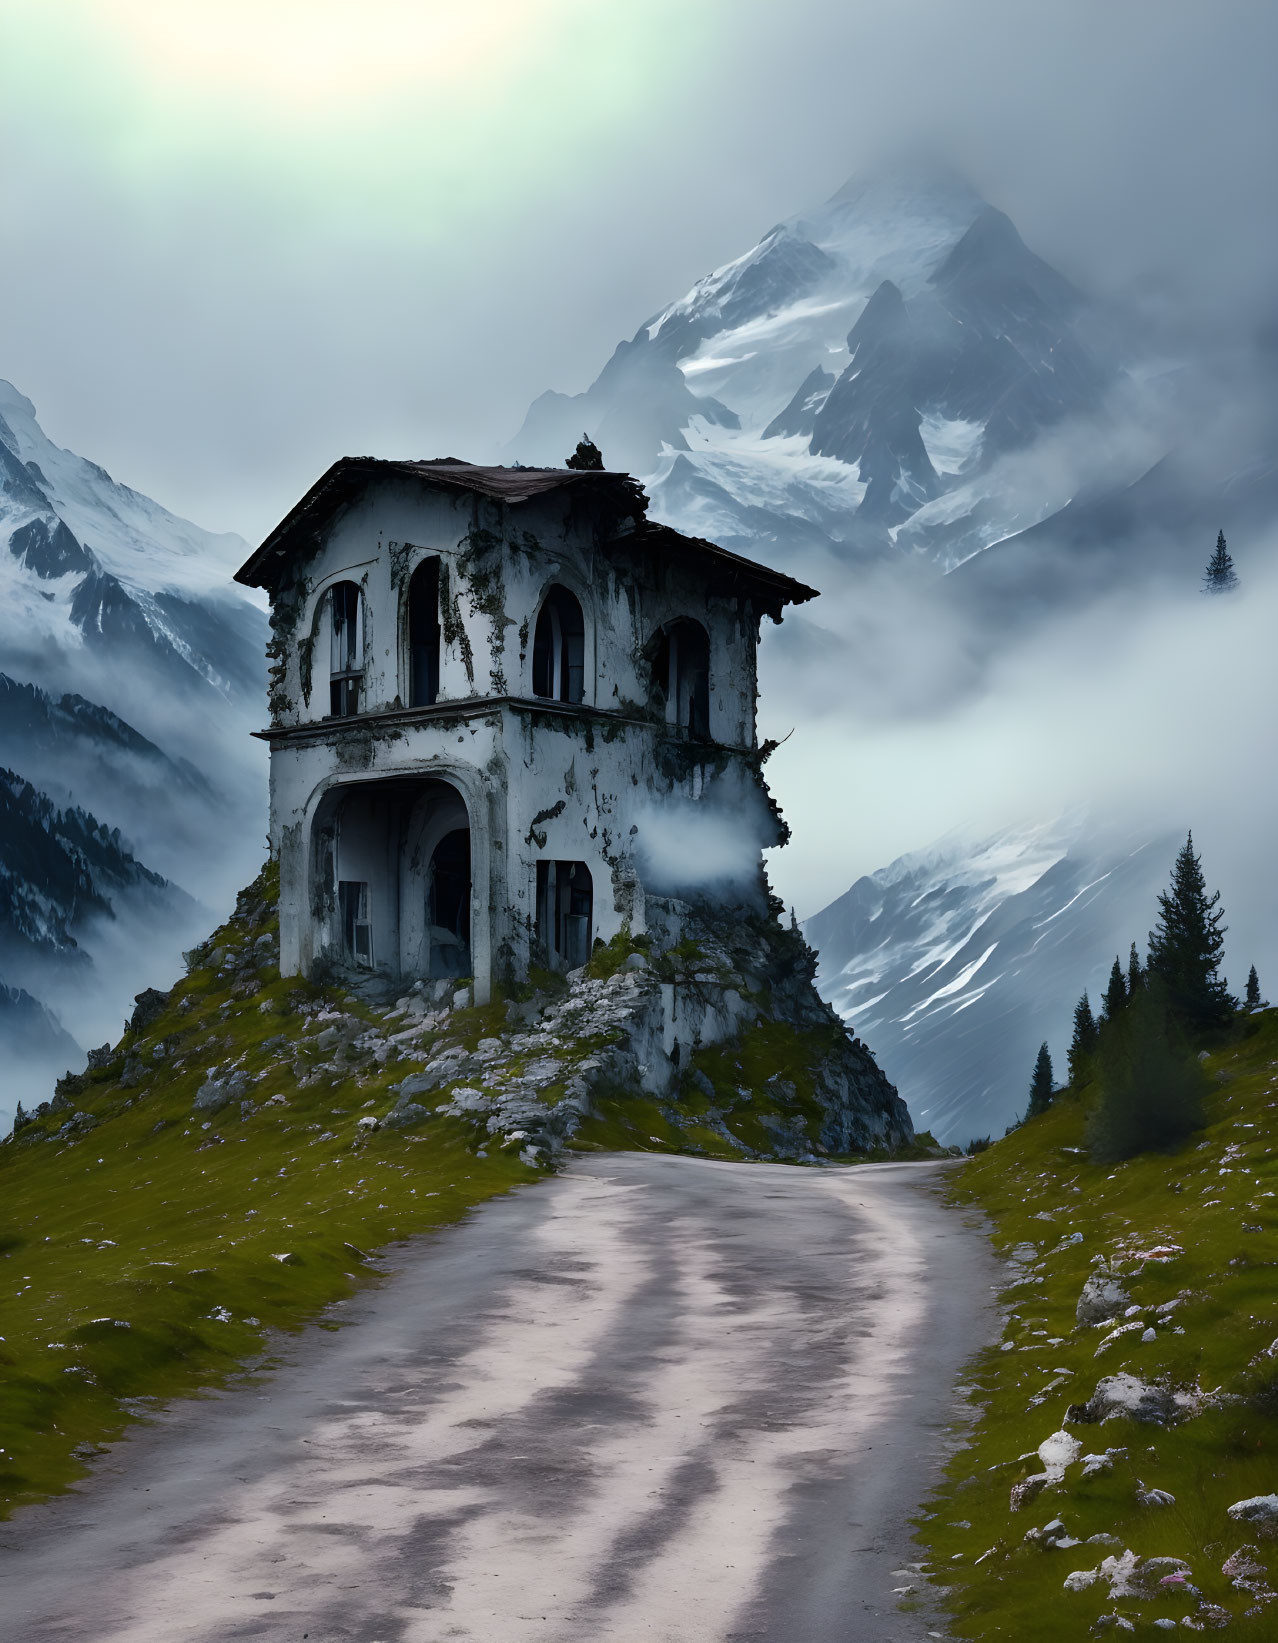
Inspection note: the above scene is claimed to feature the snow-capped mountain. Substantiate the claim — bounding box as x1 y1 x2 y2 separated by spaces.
0 380 268 1121
804 822 1180 1145
510 164 1133 575
0 380 264 723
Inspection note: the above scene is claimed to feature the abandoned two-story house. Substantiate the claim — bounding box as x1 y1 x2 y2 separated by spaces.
234 456 815 1007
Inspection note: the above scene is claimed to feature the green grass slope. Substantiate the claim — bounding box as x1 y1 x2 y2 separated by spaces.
919 1010 1278 1636
0 868 539 1519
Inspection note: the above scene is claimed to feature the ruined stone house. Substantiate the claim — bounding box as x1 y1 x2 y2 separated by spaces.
234 458 815 1012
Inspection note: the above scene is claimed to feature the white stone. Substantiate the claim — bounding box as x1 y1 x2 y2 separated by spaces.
1037 1430 1082 1475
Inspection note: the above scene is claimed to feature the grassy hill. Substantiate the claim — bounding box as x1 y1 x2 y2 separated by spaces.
0 868 546 1517
918 1010 1278 1636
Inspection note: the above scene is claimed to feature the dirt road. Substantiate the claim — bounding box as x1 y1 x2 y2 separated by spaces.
0 1154 998 1642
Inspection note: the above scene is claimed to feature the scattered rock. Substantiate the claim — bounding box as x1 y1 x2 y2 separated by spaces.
1068 1374 1181 1426
56 1112 98 1139
1222 1544 1271 1596
1095 1321 1146 1357
1227 1495 1278 1529
437 1088 493 1116
384 1102 430 1130
1076 1266 1131 1327
1038 1430 1082 1475
1010 1472 1052 1511
1136 1481 1177 1508
129 988 171 1033
194 1071 249 1114
1081 1448 1126 1478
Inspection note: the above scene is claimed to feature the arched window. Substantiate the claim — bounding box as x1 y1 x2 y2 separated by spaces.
327 581 365 717
651 619 710 738
407 557 441 707
532 585 586 704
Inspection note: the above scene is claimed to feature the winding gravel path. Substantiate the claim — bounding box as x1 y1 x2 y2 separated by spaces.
1 1154 998 1642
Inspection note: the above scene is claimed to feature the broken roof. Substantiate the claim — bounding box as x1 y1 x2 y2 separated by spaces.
234 457 817 614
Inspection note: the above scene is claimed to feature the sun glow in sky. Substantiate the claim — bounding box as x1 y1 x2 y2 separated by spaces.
97 0 572 107
3 0 712 232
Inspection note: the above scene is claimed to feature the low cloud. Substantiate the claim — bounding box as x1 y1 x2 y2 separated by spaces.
634 794 773 896
763 532 1278 998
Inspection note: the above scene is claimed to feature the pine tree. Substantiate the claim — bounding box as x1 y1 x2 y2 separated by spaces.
1068 992 1099 1087
1147 832 1234 1033
565 435 604 471
1127 941 1144 995
1102 956 1128 1022
1088 980 1207 1161
12 1100 27 1134
1203 529 1239 593
1027 1041 1055 1118
1246 965 1262 1008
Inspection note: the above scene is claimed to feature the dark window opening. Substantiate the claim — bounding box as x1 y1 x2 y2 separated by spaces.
428 828 471 978
338 880 373 967
328 581 365 717
535 859 593 970
408 557 441 707
532 584 586 703
651 619 711 738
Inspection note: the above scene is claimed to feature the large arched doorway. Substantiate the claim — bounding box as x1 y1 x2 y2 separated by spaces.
311 777 474 983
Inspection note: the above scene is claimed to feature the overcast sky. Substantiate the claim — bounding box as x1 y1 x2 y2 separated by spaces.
2 0 1276 543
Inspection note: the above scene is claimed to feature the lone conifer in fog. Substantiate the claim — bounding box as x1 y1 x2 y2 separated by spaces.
1147 833 1233 1033
1068 992 1099 1088
1027 1042 1054 1118
1203 529 1239 593
1246 965 1262 1008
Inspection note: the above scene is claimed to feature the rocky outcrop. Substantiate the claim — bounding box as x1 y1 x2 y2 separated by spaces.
341 886 912 1162
34 870 911 1166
